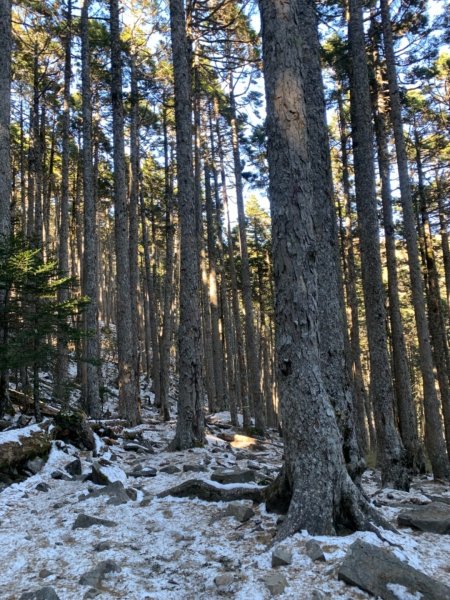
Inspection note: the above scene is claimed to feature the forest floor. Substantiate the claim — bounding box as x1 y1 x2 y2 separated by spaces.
1 368 450 599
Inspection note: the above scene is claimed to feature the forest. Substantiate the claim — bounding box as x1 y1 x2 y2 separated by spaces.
0 0 450 597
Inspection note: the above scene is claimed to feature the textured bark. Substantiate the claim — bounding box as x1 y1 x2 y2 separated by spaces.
299 0 363 478
109 0 140 425
259 0 386 535
169 0 205 449
371 69 424 473
81 0 101 418
415 134 450 461
230 85 265 434
336 89 372 454
0 0 11 240
348 0 408 489
55 0 72 405
380 0 449 478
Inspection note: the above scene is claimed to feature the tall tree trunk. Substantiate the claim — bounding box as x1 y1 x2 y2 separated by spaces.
348 0 408 489
0 0 12 418
259 0 383 537
109 0 140 425
81 0 101 418
299 0 364 478
229 84 265 434
55 0 72 405
380 0 449 478
169 0 204 449
371 66 424 472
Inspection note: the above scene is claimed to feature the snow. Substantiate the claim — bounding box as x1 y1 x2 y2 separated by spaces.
1 379 450 599
387 583 424 599
0 421 48 445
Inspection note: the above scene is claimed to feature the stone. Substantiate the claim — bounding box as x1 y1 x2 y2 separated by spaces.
51 470 73 481
79 560 121 587
338 539 450 600
91 461 127 486
65 458 82 477
263 573 288 596
310 591 326 600
81 481 129 505
305 540 325 562
214 573 234 591
72 514 117 530
211 469 256 485
271 546 292 567
27 457 45 474
36 482 50 493
126 487 138 501
19 588 60 600
397 502 450 534
224 503 255 523
94 541 112 552
38 569 53 579
160 464 181 474
83 589 100 599
183 464 207 473
129 466 157 478
53 411 95 450
123 442 154 454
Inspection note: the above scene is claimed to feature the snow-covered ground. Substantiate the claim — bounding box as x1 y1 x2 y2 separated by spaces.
1 380 450 599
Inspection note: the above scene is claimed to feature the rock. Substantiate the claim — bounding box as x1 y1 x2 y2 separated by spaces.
126 487 138 501
264 573 288 596
51 470 73 481
94 541 112 552
91 460 127 486
79 560 121 587
338 539 450 600
81 481 130 505
129 466 157 478
83 589 100 599
38 569 53 579
214 573 234 591
272 546 292 567
183 463 207 473
397 502 450 534
53 410 95 450
35 482 50 492
65 458 82 477
123 442 154 454
27 456 45 474
211 469 256 485
19 588 60 600
160 464 181 474
224 503 255 523
72 514 117 529
305 540 325 562
310 591 326 600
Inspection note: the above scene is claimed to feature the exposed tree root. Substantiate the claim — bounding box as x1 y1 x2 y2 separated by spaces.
158 478 266 503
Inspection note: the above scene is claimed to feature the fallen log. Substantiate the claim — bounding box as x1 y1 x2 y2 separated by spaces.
9 388 60 416
157 478 266 503
0 421 52 472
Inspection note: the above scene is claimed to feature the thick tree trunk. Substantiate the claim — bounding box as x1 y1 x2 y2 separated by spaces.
348 0 408 489
169 0 204 449
380 0 449 478
259 0 386 536
81 0 101 418
109 0 141 425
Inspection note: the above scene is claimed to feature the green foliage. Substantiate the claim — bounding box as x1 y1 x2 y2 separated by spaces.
0 236 88 374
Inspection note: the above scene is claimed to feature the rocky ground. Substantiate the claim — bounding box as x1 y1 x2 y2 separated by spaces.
1 378 450 599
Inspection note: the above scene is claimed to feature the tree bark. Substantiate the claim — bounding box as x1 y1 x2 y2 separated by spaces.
380 0 449 478
259 0 386 536
347 0 409 489
109 0 141 425
169 0 205 449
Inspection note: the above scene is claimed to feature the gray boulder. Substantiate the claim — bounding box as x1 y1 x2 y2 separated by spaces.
398 502 450 534
263 573 288 596
65 458 82 477
91 461 127 486
183 464 207 473
160 464 181 474
272 546 292 567
338 539 450 600
305 540 325 562
73 514 117 530
27 457 45 474
211 469 256 484
223 502 255 523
